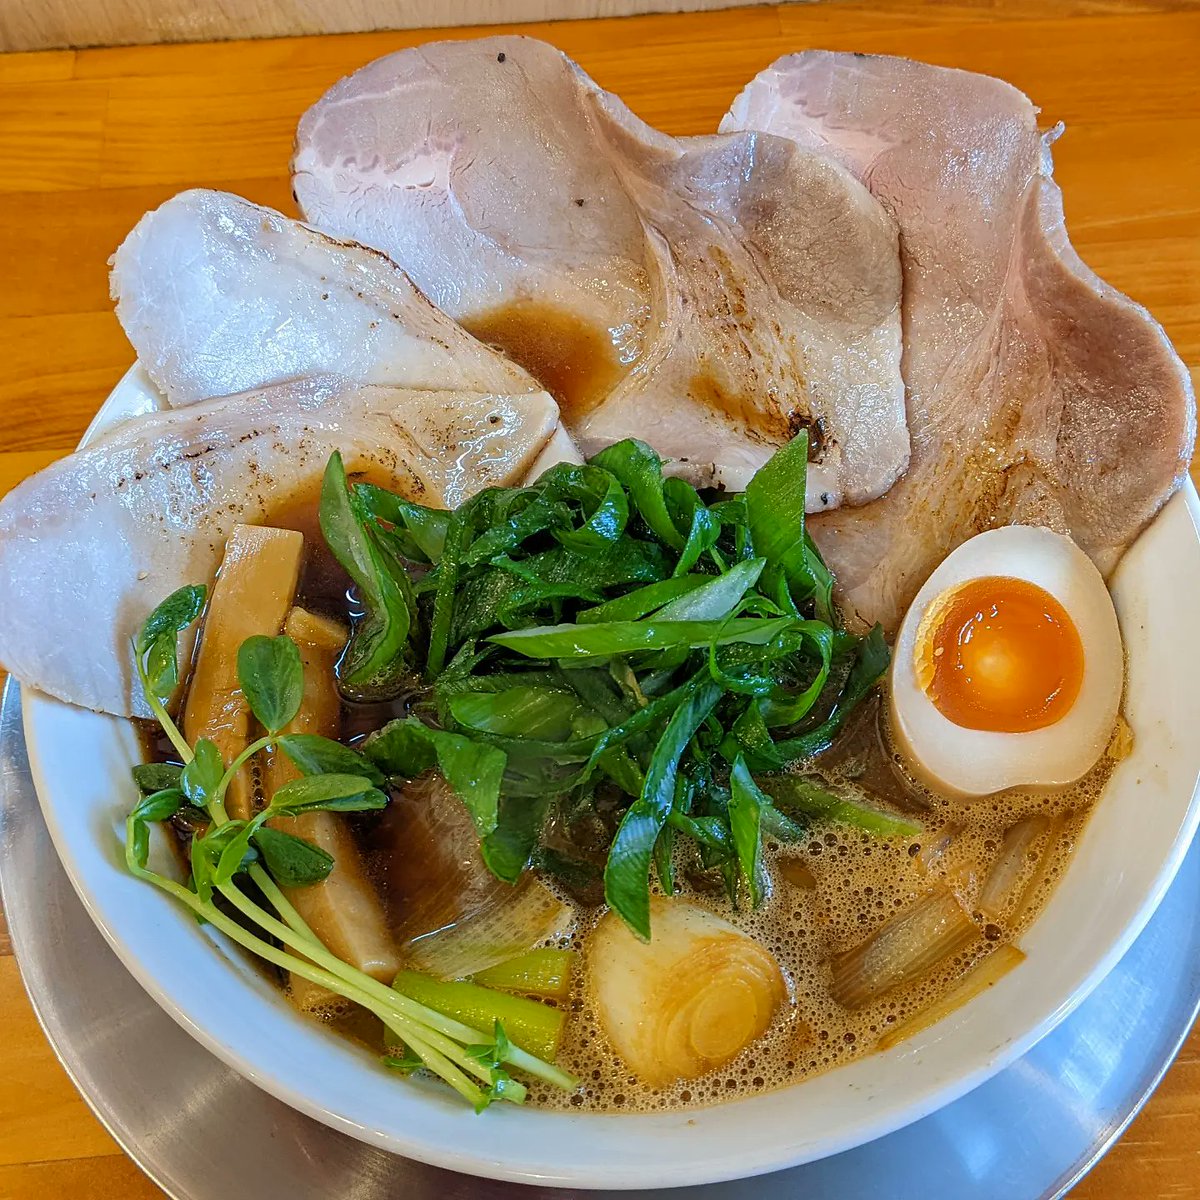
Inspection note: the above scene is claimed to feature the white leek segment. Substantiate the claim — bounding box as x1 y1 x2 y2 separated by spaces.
408 880 574 981
381 771 574 979
587 898 786 1088
977 816 1049 924
830 885 977 1010
1010 816 1071 926
380 771 516 942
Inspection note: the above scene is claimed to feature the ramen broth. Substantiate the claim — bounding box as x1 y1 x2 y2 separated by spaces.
148 644 1116 1114
526 711 1111 1112
145 466 1122 1114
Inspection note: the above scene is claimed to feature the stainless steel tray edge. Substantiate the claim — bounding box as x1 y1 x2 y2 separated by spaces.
3 678 1198 1200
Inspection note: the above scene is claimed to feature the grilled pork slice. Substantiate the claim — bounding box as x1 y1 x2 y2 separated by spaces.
293 36 908 508
0 377 558 717
723 52 1196 631
110 189 540 406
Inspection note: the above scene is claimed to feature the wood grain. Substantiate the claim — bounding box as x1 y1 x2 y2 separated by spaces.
0 0 799 55
0 1156 164 1200
0 3 1197 1197
0 959 123 1166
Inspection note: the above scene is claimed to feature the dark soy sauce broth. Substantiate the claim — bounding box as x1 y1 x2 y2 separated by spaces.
463 300 629 423
137 479 1120 1115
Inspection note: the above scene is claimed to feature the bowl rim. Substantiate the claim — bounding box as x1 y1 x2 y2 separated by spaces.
19 364 1200 1189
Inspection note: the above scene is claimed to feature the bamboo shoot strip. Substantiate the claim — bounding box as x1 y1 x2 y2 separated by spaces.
182 525 303 820
266 607 400 1009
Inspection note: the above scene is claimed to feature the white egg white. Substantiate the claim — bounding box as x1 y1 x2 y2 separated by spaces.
889 526 1123 797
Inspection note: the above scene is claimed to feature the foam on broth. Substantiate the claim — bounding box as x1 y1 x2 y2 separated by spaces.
148 483 1121 1114
284 695 1113 1114
518 699 1113 1113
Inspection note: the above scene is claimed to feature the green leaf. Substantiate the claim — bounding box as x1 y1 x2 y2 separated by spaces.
668 810 734 856
653 773 688 896
576 576 709 624
757 620 836 728
538 463 629 553
426 509 467 677
462 492 566 566
136 584 207 656
270 773 388 814
655 558 765 622
448 686 584 742
143 638 181 703
486 1068 527 1107
492 1019 512 1063
653 822 676 894
663 477 718 576
603 680 723 939
276 733 385 786
356 483 450 563
466 1032 530 1110
589 439 684 550
728 757 770 907
453 539 670 644
581 674 703 779
213 818 263 886
770 624 890 760
481 791 552 884
136 584 207 702
447 728 596 768
192 820 254 898
364 718 506 840
759 775 921 838
743 433 839 611
708 496 751 563
237 634 303 734
489 616 797 660
761 803 807 842
745 431 808 575
706 639 778 698
802 533 835 624
181 738 224 808
596 745 644 796
319 451 415 694
127 787 185 870
494 579 604 628
561 667 633 726
252 826 335 886
132 762 183 797
436 667 561 702
464 1021 524 1110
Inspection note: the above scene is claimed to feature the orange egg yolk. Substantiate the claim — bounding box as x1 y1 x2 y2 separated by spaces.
919 576 1084 733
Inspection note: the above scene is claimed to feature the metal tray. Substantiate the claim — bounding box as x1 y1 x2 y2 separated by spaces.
2 676 1197 1199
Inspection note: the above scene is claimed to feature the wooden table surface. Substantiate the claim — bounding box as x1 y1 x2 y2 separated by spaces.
1 1 1198 1196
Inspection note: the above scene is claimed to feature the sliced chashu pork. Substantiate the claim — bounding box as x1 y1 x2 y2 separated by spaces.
0 377 558 717
723 52 1196 630
110 189 540 406
293 36 907 506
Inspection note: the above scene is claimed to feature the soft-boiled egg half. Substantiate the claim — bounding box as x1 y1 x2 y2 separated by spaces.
890 526 1123 797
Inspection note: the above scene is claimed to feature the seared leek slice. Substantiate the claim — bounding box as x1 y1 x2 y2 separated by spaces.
588 898 786 1087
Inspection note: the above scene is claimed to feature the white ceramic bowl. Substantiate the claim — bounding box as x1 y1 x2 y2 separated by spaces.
21 367 1200 1189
